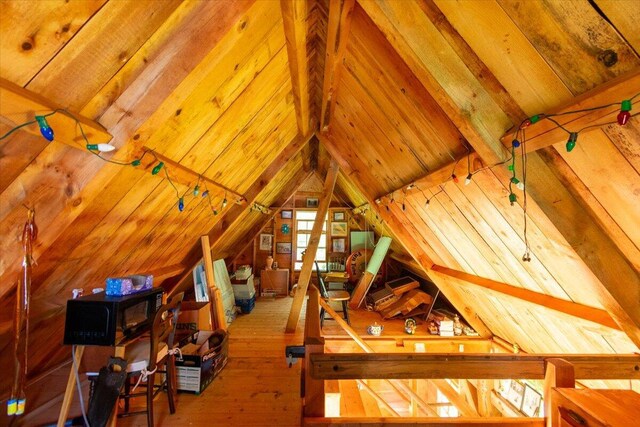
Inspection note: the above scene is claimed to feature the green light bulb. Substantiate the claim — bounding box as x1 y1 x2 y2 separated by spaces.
152 161 164 175
193 185 200 196
566 132 578 152
131 159 141 166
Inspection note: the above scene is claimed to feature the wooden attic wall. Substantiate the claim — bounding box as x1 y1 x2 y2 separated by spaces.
1 0 639 413
322 0 640 370
0 0 315 398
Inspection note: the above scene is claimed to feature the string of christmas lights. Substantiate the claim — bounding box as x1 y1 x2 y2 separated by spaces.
374 92 639 263
0 109 242 217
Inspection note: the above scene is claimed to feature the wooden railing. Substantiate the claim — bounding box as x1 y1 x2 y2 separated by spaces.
303 286 325 417
300 288 640 425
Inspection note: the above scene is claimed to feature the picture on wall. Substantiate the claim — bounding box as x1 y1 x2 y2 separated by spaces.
281 210 292 219
333 211 345 221
506 380 525 410
259 234 272 251
330 221 348 236
276 242 292 254
521 384 542 416
332 238 346 253
306 197 319 208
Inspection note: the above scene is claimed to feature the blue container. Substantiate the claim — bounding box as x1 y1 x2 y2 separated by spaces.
235 296 256 314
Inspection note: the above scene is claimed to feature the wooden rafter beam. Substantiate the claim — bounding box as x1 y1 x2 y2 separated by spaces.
500 68 640 153
374 152 484 200
286 159 340 332
319 0 356 131
281 0 311 136
431 265 619 330
0 77 112 149
310 353 640 380
431 379 479 417
139 146 246 202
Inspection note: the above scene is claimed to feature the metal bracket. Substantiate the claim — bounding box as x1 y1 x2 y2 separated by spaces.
285 345 305 367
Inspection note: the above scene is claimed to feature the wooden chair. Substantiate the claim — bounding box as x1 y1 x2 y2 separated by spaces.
314 261 351 327
119 292 184 427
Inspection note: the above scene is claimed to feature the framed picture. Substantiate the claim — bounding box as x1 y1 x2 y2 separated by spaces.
281 209 292 219
259 234 272 251
333 211 345 221
332 238 346 253
521 384 542 416
306 197 319 208
276 242 292 254
506 380 525 410
331 221 347 236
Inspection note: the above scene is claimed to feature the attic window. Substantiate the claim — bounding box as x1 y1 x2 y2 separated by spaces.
294 210 327 271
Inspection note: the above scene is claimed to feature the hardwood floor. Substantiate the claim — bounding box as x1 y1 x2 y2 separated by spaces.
119 296 305 427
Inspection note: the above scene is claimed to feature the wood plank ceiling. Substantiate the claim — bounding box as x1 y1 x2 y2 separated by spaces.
0 0 639 401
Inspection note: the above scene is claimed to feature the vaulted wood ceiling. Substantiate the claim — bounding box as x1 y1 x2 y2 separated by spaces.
1 0 639 399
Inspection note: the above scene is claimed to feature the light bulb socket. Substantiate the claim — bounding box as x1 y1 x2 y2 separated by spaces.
509 193 517 205
131 159 141 166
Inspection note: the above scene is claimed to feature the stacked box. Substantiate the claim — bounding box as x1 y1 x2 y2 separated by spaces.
235 295 256 314
231 274 255 299
175 330 228 394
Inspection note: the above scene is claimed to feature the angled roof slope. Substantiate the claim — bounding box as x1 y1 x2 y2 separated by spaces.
1 0 639 400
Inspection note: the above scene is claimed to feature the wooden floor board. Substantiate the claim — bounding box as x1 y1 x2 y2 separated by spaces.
119 297 304 427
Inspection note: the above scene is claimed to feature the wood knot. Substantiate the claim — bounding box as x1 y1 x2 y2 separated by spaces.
598 49 618 67
239 19 248 31
21 40 33 51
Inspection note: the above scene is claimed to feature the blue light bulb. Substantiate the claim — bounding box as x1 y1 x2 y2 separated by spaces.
35 116 54 141
178 197 184 212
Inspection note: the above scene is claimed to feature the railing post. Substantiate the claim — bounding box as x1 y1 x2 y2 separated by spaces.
304 286 325 417
544 358 575 427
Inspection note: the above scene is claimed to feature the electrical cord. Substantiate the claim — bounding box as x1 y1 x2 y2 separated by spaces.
71 345 91 427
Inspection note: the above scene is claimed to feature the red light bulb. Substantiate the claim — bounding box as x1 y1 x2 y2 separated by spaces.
618 100 632 126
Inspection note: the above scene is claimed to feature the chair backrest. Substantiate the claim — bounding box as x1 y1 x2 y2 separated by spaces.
149 292 184 371
313 260 329 299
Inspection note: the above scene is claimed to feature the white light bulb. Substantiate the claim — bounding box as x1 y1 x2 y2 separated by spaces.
97 144 116 152
516 181 525 191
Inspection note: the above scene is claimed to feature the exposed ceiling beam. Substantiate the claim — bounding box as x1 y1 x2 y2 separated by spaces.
431 265 620 330
500 68 640 153
318 134 493 337
310 353 640 380
286 159 340 332
374 152 484 200
302 134 319 172
431 379 479 417
359 0 640 349
281 0 311 136
0 77 112 149
319 0 356 131
138 146 246 202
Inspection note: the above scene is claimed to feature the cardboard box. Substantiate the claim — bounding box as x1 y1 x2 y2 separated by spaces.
175 330 228 394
